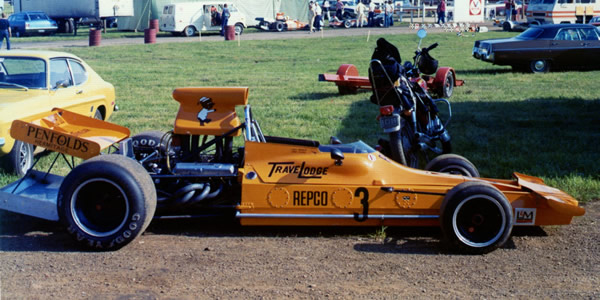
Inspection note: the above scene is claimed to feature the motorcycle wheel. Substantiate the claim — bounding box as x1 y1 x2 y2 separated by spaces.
389 131 407 166
397 118 451 169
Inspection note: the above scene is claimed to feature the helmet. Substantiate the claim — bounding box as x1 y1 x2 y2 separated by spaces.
417 51 438 75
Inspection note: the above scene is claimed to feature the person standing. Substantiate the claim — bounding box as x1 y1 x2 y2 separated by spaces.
335 0 344 21
384 1 393 27
323 0 331 21
309 1 316 32
220 4 230 36
368 0 376 27
0 13 10 50
355 1 366 27
314 2 323 31
505 0 514 21
437 0 446 24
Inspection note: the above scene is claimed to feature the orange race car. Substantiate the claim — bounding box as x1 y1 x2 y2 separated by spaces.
0 87 585 254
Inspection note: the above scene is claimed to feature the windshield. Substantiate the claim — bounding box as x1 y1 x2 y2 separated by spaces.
318 140 376 153
0 57 47 89
529 0 555 4
516 27 544 39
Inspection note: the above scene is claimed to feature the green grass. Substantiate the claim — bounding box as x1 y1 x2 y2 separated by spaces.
2 30 599 203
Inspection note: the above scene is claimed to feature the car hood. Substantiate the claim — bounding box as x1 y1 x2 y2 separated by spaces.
0 89 50 123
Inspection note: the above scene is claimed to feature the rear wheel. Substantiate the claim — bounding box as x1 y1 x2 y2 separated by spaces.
530 59 550 73
440 181 513 254
2 140 33 177
183 26 195 37
275 21 285 32
425 154 479 177
58 155 157 250
343 19 352 29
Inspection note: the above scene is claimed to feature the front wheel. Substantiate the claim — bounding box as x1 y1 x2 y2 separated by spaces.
343 19 352 29
234 23 244 35
274 21 285 32
440 181 513 254
58 155 157 250
530 59 550 73
2 140 34 177
441 71 454 98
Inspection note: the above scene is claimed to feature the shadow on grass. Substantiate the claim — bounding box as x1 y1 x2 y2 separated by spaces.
334 96 600 181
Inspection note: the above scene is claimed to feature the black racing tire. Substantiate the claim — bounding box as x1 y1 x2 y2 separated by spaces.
440 181 513 254
275 21 285 32
530 59 550 73
377 18 385 27
234 23 244 35
131 130 169 161
2 140 34 177
58 155 157 250
183 26 195 37
389 130 408 166
502 21 511 32
425 154 480 177
442 71 454 98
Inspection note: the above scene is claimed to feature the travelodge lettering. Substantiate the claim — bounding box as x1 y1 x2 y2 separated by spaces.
268 162 329 179
26 125 89 153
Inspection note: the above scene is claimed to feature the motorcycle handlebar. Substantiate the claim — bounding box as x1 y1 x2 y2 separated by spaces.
425 43 438 52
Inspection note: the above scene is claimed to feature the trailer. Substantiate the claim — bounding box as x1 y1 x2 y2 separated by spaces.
13 0 134 33
319 64 464 98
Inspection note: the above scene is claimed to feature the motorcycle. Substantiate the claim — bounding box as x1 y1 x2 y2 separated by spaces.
368 29 478 177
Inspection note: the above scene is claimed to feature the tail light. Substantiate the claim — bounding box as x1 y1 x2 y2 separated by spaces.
379 105 394 116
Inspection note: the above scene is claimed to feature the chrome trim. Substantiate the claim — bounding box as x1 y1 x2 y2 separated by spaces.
236 212 439 219
0 137 4 147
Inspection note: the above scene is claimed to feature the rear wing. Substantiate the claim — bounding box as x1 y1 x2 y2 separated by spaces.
10 108 130 159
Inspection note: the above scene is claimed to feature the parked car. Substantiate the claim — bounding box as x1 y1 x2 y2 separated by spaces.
589 15 600 27
0 50 117 176
8 11 58 37
472 24 600 72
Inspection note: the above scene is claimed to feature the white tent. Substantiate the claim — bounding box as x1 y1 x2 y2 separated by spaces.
118 0 310 31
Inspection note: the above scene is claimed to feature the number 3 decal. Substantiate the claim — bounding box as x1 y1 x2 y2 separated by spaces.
353 187 369 222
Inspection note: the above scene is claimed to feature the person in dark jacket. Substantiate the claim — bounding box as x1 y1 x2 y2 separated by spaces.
0 13 10 50
220 4 230 36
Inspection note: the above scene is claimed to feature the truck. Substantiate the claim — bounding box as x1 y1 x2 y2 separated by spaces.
12 0 134 33
503 0 600 31
159 1 247 37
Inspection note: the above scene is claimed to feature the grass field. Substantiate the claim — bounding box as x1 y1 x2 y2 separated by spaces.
2 30 599 202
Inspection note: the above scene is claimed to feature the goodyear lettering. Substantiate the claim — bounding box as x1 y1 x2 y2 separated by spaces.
26 126 89 153
268 162 328 179
293 191 328 206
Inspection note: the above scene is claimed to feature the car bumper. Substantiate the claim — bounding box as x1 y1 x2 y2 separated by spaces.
25 27 58 34
472 47 494 62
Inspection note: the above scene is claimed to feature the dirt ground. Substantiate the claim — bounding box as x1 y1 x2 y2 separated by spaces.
0 201 598 299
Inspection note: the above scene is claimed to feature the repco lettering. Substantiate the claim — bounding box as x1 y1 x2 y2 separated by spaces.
26 126 89 152
268 162 328 179
293 191 328 206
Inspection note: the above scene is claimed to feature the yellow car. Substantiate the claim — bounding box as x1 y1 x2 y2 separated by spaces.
0 50 116 176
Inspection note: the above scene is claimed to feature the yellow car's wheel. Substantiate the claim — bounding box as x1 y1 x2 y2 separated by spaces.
2 140 34 177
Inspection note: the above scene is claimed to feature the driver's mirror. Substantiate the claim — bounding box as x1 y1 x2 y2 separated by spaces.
417 28 427 39
330 148 344 166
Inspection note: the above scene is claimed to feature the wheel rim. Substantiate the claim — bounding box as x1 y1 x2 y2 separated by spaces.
71 178 130 237
17 143 32 175
533 60 546 72
185 27 194 36
444 73 454 98
452 195 506 248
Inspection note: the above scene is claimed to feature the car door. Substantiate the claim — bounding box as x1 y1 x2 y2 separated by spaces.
577 27 600 67
48 58 94 117
550 28 587 68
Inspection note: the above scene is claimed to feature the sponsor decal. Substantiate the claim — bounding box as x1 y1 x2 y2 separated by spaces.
26 125 90 154
197 97 215 125
470 0 482 15
368 154 376 162
293 190 328 206
268 162 329 179
515 208 536 225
